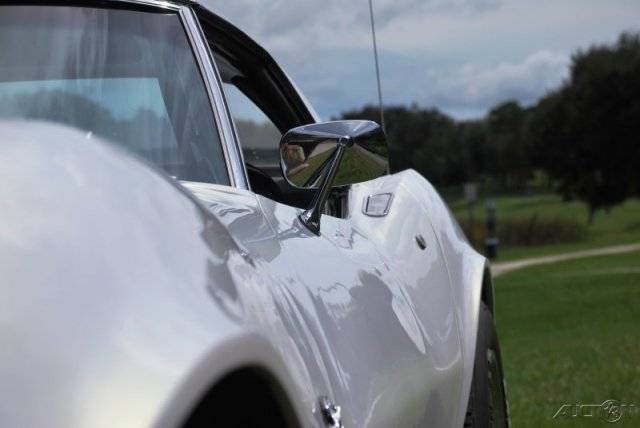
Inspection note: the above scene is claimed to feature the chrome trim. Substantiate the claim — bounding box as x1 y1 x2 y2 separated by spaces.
213 79 252 190
109 0 180 10
362 192 394 217
318 396 344 428
179 7 249 189
299 141 348 235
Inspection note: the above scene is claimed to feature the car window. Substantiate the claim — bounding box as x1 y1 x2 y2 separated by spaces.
223 83 281 169
0 5 229 185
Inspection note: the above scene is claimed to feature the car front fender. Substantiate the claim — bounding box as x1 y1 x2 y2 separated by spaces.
0 121 310 428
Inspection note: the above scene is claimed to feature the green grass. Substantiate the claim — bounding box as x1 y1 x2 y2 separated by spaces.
449 193 640 261
495 251 640 427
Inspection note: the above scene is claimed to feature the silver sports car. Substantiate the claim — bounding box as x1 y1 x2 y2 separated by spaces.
0 2 509 427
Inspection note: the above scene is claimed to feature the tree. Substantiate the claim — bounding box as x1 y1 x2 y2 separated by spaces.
528 32 640 222
340 104 460 186
477 101 534 191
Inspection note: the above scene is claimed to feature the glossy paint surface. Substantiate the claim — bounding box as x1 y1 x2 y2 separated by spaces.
184 168 483 427
0 122 247 427
0 2 492 427
0 121 488 428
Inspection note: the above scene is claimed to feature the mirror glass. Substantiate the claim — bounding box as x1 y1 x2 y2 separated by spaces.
280 120 388 189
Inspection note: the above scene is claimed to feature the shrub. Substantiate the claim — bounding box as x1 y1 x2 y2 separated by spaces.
499 216 587 246
461 215 587 247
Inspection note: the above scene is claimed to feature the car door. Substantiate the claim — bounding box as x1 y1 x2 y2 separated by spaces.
196 13 462 425
219 106 462 427
261 196 441 427
195 181 463 428
190 178 439 427
206 65 434 427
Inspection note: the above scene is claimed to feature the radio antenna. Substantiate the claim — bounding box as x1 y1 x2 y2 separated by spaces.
368 0 385 132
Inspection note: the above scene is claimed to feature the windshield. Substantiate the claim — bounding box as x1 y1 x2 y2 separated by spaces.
0 5 229 185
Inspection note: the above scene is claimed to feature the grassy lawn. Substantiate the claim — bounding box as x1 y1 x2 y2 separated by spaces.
449 193 640 261
495 251 640 427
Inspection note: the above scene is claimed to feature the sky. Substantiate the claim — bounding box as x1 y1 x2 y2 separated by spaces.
209 0 640 121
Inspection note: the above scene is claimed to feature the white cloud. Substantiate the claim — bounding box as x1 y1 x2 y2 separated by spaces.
204 0 640 119
207 0 502 51
430 50 570 110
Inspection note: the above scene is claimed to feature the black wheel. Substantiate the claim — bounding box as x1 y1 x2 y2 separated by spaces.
464 303 510 428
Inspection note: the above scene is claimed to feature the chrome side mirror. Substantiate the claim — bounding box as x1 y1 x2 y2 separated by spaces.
280 120 388 234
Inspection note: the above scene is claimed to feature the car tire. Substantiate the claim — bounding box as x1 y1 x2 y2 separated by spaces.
464 302 509 428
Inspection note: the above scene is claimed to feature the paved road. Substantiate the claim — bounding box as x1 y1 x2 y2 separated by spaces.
491 243 640 277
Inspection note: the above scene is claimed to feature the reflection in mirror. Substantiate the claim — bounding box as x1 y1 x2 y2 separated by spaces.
281 139 338 188
280 120 388 190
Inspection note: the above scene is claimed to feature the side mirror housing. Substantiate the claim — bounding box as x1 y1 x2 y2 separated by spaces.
279 120 388 233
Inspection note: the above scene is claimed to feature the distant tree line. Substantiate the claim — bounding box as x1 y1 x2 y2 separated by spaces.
340 32 640 222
